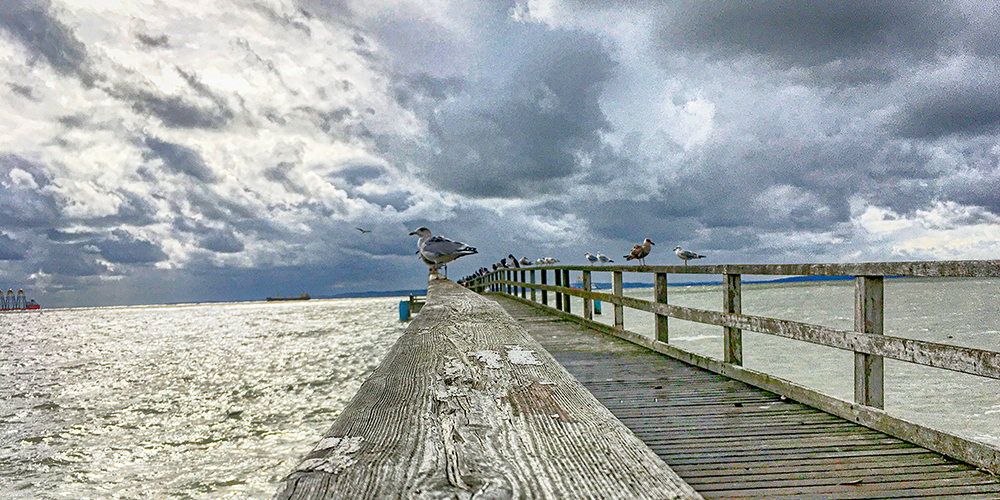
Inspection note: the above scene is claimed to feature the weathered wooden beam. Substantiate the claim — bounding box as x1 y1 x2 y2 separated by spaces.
562 269 571 313
530 270 536 302
723 273 742 366
277 279 702 500
540 269 547 305
554 269 563 311
655 272 668 343
613 271 624 330
583 270 593 320
855 276 885 409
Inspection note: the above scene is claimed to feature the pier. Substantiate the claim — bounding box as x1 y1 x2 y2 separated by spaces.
278 259 1000 499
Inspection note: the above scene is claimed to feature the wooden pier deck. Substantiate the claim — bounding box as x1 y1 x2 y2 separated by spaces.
489 294 1000 499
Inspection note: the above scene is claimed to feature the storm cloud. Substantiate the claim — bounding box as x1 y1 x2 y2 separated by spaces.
2 0 1000 307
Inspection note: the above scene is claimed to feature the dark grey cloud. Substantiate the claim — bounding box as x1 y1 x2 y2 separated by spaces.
96 229 167 264
142 136 217 183
40 245 110 276
417 26 615 198
0 0 97 85
199 231 244 254
0 232 29 260
393 72 466 107
8 82 35 99
894 84 1000 139
0 154 59 229
116 85 234 129
656 0 957 67
135 32 170 48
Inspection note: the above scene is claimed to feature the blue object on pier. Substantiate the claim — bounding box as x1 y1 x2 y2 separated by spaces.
595 300 602 315
399 300 410 321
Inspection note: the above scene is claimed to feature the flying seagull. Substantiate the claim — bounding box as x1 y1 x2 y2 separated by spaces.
625 238 654 265
673 246 706 266
356 227 371 234
408 227 477 278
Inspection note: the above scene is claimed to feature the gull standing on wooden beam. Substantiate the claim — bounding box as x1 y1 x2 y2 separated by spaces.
408 227 477 279
673 246 706 266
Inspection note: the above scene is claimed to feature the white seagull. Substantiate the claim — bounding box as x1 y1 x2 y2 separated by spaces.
673 246 706 266
585 252 598 265
408 227 478 278
519 257 532 267
597 252 613 264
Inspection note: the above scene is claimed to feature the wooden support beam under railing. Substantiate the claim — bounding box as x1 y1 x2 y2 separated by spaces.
855 276 885 409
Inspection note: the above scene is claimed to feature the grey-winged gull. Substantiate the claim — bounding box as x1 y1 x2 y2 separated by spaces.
408 227 477 278
673 246 706 266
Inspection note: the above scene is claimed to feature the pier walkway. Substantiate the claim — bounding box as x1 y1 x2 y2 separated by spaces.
489 294 1000 499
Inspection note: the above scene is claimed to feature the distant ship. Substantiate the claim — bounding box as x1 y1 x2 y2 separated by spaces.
266 293 312 302
1 289 40 311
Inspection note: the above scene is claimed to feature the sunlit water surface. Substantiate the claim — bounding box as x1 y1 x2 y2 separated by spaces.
1 298 405 499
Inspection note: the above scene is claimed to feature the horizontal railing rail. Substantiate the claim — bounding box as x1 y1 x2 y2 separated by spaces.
462 259 1000 473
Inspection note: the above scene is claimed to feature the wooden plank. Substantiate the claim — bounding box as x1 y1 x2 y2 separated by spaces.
276 279 702 500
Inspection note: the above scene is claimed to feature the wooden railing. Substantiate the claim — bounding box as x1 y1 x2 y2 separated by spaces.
465 260 1000 473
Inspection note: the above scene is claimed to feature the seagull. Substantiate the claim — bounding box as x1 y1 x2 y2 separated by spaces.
673 246 706 266
625 238 654 265
355 227 371 234
508 254 520 268
585 252 598 265
597 252 613 264
408 227 477 278
519 257 531 266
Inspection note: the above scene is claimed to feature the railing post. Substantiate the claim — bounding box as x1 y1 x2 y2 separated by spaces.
613 271 624 329
583 270 593 320
563 269 571 313
724 273 742 365
554 269 563 311
520 270 526 298
855 276 884 409
541 270 548 305
655 272 668 343
530 270 536 302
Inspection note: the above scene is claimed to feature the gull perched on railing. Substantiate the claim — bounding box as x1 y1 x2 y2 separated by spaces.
597 252 613 264
625 238 654 265
673 246 706 266
408 227 477 278
585 252 598 265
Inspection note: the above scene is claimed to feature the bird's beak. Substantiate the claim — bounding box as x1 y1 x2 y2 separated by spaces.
408 231 416 235
650 241 655 245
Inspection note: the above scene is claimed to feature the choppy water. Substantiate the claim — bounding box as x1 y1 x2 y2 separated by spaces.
572 277 1000 448
3 280 999 499
0 298 405 499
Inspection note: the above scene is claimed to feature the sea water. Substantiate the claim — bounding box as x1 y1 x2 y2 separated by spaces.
2 280 999 499
0 298 405 499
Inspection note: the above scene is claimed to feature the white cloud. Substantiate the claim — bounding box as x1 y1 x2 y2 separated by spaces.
853 201 1000 260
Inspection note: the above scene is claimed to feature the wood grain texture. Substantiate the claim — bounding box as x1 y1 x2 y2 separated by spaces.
275 279 701 500
491 295 1000 499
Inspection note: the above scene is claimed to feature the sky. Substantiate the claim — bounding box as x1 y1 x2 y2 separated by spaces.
1 0 999 307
